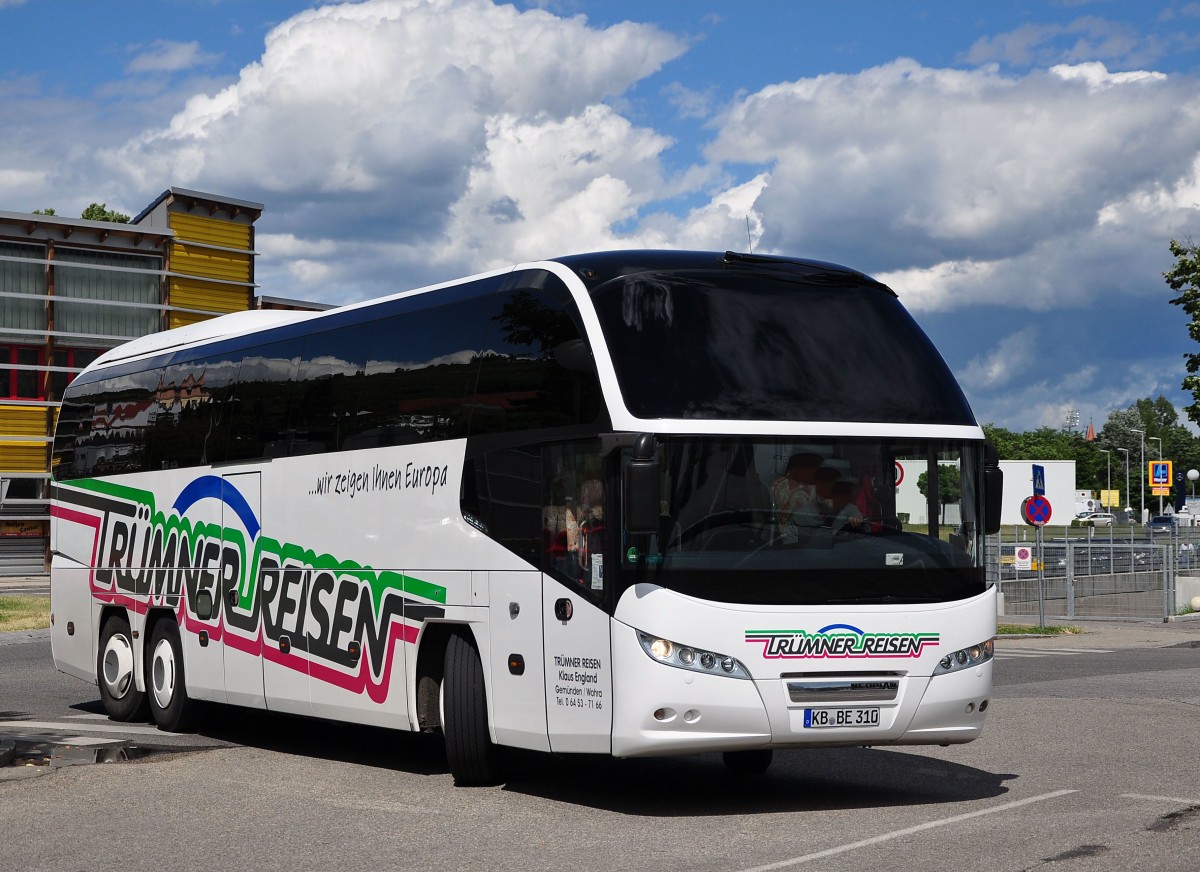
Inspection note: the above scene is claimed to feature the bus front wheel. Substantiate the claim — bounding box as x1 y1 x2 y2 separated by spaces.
147 620 200 733
442 629 503 786
98 614 149 722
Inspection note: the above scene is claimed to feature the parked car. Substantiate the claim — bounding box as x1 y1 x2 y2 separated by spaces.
1077 512 1115 526
1147 515 1176 534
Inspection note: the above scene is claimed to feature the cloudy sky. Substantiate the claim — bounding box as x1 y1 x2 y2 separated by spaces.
2 0 1199 432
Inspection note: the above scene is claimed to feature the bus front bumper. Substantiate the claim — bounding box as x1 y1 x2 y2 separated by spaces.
610 622 992 757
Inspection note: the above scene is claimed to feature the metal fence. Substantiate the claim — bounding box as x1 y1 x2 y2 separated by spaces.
987 525 1198 621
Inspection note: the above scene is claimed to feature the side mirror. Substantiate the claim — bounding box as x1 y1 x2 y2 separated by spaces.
623 433 661 534
984 442 1003 535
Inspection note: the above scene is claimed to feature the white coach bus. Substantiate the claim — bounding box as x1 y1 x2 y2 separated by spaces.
49 250 1002 784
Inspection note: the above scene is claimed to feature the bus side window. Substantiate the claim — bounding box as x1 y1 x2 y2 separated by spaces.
470 278 604 438
225 340 301 461
65 366 161 478
290 324 372 453
542 440 606 595
352 299 490 449
461 447 542 567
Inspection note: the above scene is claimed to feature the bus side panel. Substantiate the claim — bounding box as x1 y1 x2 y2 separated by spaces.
486 570 549 752
303 569 472 730
49 556 95 684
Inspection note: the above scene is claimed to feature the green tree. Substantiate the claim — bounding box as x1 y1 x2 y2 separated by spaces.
80 202 130 223
32 207 56 215
917 464 961 523
1167 238 1200 426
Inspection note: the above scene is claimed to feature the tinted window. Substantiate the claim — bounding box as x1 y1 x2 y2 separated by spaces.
344 301 486 450
470 275 603 436
144 357 225 470
289 324 373 453
590 269 975 424
226 340 301 461
52 367 161 480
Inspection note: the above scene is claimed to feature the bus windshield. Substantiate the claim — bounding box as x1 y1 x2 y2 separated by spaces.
618 437 987 607
589 266 974 425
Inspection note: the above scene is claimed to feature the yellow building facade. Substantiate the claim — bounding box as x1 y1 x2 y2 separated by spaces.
0 188 272 572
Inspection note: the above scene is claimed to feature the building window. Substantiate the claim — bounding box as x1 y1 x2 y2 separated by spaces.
0 345 44 399
50 347 103 401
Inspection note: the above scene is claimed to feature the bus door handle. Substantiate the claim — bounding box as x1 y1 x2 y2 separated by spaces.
554 598 574 622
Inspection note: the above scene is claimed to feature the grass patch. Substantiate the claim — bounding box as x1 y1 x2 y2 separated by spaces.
0 595 50 632
997 623 1081 636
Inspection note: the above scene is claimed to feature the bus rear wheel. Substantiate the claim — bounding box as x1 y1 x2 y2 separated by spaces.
147 620 200 733
98 614 148 722
443 629 503 786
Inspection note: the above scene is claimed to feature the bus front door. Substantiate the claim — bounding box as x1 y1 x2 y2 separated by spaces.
543 580 613 754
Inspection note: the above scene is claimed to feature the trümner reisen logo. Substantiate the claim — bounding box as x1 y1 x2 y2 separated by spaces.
745 624 939 659
51 476 446 702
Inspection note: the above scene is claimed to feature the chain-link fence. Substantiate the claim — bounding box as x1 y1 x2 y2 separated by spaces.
987 525 1200 620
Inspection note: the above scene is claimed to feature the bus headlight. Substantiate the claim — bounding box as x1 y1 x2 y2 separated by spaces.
933 638 994 676
637 631 751 679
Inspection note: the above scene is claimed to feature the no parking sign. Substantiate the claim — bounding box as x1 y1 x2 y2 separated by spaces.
1021 494 1052 526
1014 545 1033 570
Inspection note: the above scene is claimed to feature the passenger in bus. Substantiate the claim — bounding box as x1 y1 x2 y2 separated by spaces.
829 480 867 532
576 478 605 589
771 453 823 540
814 465 841 522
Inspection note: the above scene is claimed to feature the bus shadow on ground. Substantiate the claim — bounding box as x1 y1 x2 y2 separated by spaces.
62 700 1016 814
502 748 1017 816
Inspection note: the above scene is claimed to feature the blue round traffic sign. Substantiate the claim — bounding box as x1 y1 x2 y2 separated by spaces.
1021 494 1052 526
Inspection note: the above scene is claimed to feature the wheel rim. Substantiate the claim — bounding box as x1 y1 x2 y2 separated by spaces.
101 632 135 699
150 637 176 710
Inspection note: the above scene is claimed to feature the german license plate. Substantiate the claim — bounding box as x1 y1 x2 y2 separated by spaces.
804 707 880 728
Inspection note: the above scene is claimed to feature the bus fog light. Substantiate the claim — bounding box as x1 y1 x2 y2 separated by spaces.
683 709 700 723
979 699 989 712
654 708 676 722
965 702 975 714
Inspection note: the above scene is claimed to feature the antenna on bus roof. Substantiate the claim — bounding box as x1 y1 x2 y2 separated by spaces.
746 215 753 254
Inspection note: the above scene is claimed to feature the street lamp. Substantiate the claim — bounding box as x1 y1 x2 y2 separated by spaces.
1099 449 1111 511
1118 448 1131 519
1149 436 1163 515
1131 428 1145 521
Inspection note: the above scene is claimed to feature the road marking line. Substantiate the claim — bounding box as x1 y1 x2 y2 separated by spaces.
0 720 164 736
732 790 1078 872
48 736 124 747
1030 647 1113 652
1121 793 1200 805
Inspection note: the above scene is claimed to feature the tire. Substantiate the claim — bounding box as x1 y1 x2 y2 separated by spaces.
443 630 502 786
97 614 149 722
723 749 773 775
146 619 201 733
